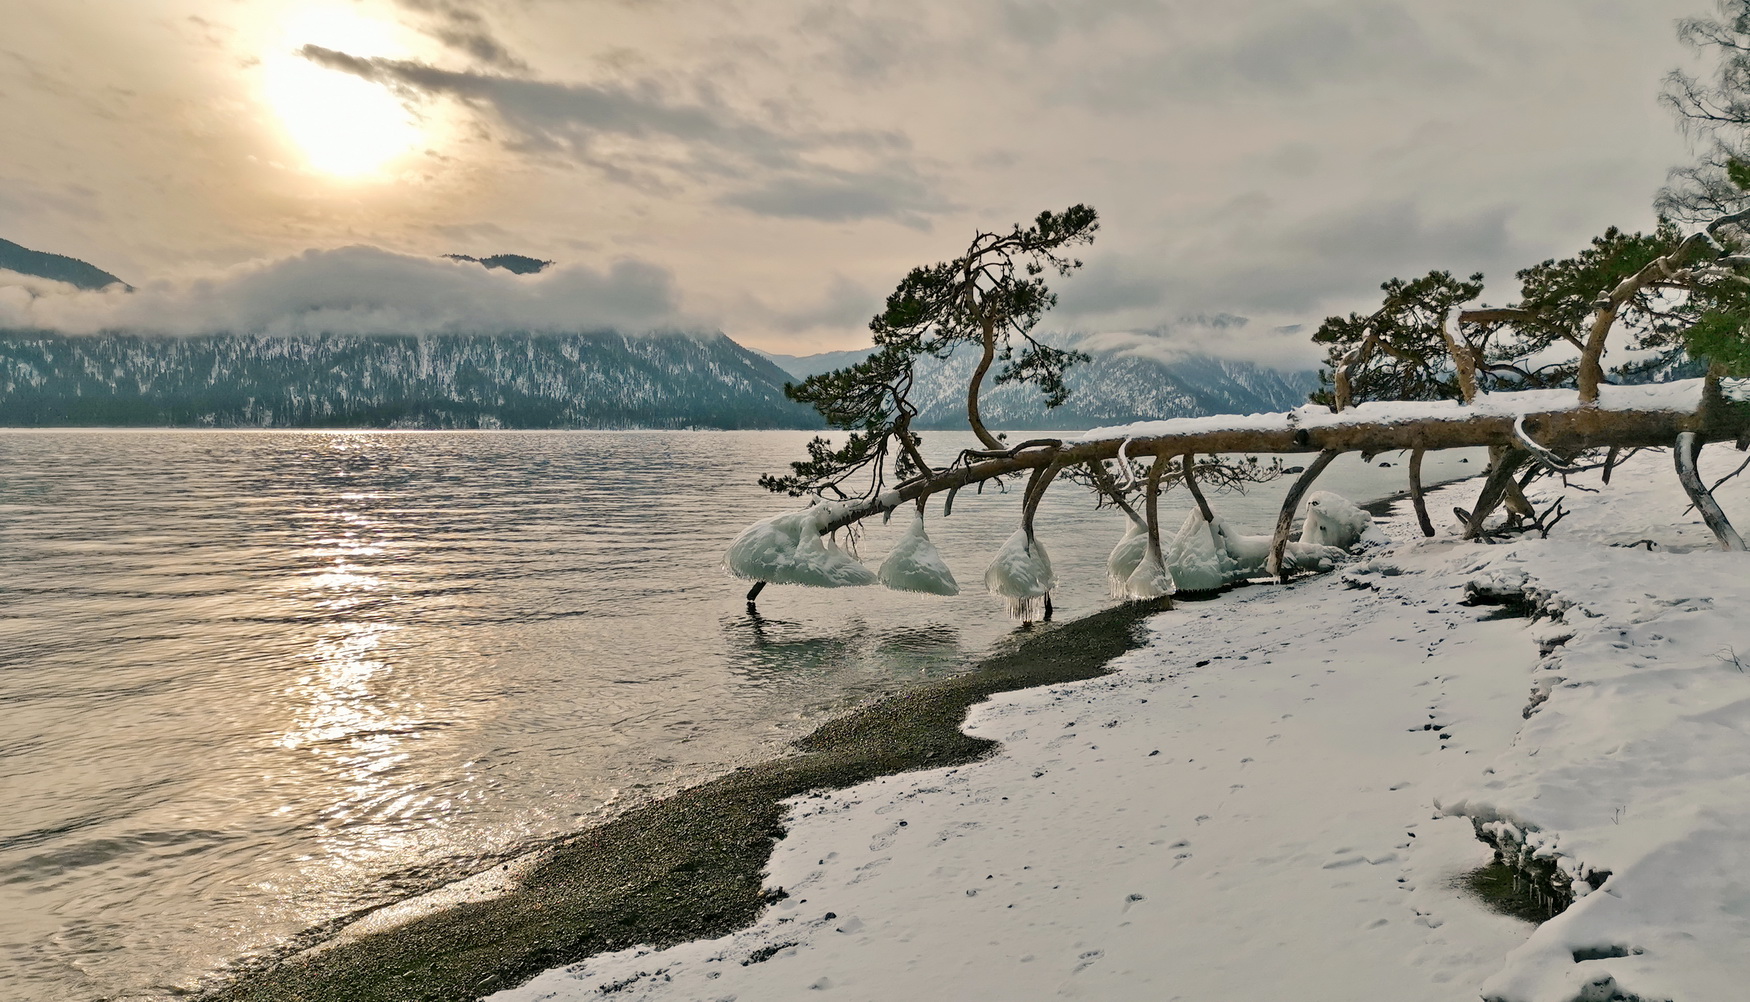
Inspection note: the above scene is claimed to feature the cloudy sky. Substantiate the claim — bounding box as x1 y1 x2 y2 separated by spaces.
0 0 1719 363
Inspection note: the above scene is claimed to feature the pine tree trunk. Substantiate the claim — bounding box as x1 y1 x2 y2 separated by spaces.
1675 432 1747 551
1269 450 1340 582
967 316 1002 450
1463 448 1531 539
1408 447 1435 537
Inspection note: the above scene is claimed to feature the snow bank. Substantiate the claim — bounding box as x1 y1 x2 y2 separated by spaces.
983 530 1056 620
876 513 959 596
722 504 878 588
1428 517 1750 1001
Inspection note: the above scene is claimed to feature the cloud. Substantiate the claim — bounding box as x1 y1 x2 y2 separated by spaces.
299 46 787 163
297 45 944 224
391 0 526 70
793 3 939 83
1070 2 1474 108
1155 197 1524 319
1075 317 1324 370
719 166 950 226
0 246 681 336
764 273 882 335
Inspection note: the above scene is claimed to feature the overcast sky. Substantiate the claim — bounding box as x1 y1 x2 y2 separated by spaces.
0 0 1718 364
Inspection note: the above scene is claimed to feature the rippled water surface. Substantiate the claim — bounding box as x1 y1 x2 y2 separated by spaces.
0 430 1481 1002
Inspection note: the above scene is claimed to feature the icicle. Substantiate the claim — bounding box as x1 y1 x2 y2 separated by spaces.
983 529 1055 620
878 512 960 595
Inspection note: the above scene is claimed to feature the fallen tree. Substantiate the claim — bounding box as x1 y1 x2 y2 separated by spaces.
728 204 1750 618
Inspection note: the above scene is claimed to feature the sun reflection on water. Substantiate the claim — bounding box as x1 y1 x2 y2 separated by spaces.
273 460 458 875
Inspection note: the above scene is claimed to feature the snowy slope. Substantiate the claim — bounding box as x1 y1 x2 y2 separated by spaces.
493 446 1750 1002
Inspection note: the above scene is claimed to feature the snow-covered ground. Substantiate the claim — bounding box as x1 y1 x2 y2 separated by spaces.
495 447 1750 1002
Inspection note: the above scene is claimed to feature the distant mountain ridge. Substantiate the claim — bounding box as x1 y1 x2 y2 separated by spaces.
0 237 127 290
762 337 1321 429
0 330 818 429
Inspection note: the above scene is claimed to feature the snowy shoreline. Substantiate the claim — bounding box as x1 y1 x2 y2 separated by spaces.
495 450 1750 1002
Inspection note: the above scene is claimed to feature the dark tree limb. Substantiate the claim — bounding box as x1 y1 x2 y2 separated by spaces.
1408 447 1436 537
1268 449 1340 582
1464 448 1532 540
1182 452 1215 522
1143 454 1169 565
967 316 1003 450
1087 461 1144 525
1675 432 1747 551
1021 460 1063 542
1141 454 1174 609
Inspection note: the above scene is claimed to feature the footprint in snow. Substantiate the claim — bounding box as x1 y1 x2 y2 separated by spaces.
1071 949 1104 973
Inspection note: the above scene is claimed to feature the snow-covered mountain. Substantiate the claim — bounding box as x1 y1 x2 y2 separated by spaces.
762 337 1321 429
0 330 818 429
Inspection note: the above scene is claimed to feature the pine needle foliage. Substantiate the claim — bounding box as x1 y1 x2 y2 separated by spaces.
762 205 1099 499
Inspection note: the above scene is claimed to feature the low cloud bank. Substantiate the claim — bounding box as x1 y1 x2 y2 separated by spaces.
0 245 681 336
1074 316 1323 371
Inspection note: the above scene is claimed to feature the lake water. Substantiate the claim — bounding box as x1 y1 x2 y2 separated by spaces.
0 430 1482 1002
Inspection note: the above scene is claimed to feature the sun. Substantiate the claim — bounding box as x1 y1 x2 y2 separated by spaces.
261 8 424 178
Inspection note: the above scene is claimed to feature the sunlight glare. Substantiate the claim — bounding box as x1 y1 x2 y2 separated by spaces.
262 8 424 178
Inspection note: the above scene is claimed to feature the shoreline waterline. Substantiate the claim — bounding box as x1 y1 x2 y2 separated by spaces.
206 601 1162 1002
203 474 1480 1002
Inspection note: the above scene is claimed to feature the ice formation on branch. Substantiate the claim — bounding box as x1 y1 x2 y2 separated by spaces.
1106 520 1150 598
984 529 1056 620
877 513 960 596
1299 491 1386 550
1123 547 1176 600
722 505 878 588
1166 511 1237 593
1213 521 1346 578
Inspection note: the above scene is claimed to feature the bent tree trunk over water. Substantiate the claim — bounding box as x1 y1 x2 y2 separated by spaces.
735 379 1750 613
807 392 1750 538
